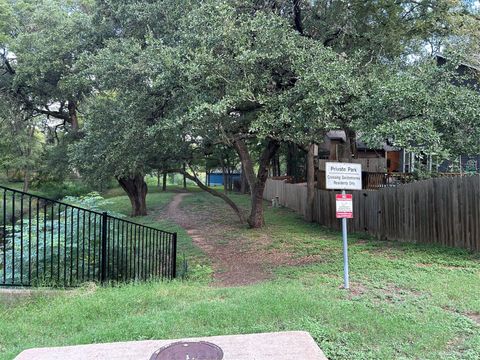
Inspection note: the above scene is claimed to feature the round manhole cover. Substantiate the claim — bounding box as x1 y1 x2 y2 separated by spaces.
150 341 224 360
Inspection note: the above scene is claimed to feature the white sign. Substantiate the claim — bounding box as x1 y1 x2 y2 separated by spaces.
325 162 362 190
336 194 353 218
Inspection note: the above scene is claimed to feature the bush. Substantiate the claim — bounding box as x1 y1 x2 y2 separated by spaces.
0 193 125 286
32 181 95 200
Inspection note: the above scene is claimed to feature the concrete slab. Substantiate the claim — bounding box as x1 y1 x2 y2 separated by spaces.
15 331 327 360
0 288 65 305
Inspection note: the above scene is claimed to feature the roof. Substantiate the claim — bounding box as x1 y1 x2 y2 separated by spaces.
326 130 399 151
326 130 346 142
356 140 398 152
437 54 480 73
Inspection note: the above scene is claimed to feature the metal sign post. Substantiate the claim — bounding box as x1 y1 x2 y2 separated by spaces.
336 191 353 288
326 162 362 290
340 190 349 289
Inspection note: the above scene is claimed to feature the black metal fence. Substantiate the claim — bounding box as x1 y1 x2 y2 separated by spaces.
0 185 177 287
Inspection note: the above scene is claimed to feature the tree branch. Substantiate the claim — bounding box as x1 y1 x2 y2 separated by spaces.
232 138 256 191
257 139 280 182
34 108 71 121
293 0 304 35
0 50 16 75
323 28 342 46
167 167 246 224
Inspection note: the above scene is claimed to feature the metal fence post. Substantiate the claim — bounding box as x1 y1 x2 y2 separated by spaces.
171 233 177 279
101 212 108 284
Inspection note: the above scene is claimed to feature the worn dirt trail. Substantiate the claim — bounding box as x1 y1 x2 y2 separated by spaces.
161 193 271 286
160 192 321 286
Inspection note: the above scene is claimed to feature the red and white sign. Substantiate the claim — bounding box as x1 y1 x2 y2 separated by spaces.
336 194 353 218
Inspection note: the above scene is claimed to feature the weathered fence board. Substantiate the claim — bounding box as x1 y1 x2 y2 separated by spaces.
264 175 480 251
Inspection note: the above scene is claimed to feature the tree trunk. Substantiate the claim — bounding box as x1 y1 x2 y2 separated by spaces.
222 166 228 194
226 155 232 191
22 125 34 193
286 142 300 181
218 154 229 194
206 162 209 186
339 128 357 161
182 163 187 189
68 100 79 132
248 180 268 228
240 169 247 194
23 168 30 193
233 138 280 228
346 128 357 159
274 153 281 176
162 172 167 192
117 174 148 216
293 0 304 34
278 153 281 176
305 143 315 222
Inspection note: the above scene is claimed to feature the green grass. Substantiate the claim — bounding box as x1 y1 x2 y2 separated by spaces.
1 191 479 359
98 190 209 275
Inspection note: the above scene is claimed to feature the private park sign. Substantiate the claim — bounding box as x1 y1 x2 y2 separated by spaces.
325 163 362 190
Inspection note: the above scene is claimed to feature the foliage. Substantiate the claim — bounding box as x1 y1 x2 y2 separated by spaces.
0 193 123 285
2 0 480 221
36 137 73 183
0 94 43 185
65 0 480 223
0 204 99 286
3 0 95 118
355 63 480 159
70 94 162 185
31 180 95 200
150 2 351 145
63 192 119 214
0 0 11 46
0 0 97 185
239 0 479 63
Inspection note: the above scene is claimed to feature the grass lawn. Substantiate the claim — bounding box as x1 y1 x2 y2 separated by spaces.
1 191 479 359
99 188 207 270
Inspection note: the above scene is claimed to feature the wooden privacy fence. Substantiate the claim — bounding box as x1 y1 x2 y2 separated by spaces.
264 175 480 252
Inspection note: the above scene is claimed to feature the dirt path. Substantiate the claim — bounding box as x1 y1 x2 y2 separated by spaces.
160 193 274 286
165 193 192 225
160 192 321 286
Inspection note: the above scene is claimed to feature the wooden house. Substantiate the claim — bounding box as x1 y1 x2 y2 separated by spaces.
314 131 407 189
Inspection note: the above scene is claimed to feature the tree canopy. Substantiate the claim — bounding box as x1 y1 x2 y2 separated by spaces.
1 0 479 226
